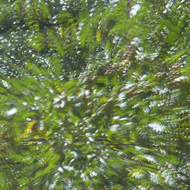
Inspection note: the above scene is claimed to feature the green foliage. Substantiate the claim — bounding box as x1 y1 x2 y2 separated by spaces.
0 0 190 189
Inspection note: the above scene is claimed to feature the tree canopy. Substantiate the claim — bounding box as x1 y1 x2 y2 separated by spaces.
0 0 190 189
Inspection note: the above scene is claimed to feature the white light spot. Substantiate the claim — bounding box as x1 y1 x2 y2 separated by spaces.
130 4 141 17
58 167 63 173
149 123 166 132
7 108 17 116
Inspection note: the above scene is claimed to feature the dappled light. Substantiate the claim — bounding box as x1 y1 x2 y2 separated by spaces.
0 0 190 189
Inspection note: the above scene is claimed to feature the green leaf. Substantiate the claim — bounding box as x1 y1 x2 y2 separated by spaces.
64 133 73 143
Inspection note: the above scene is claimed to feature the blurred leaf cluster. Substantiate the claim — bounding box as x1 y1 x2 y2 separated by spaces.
0 0 190 189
